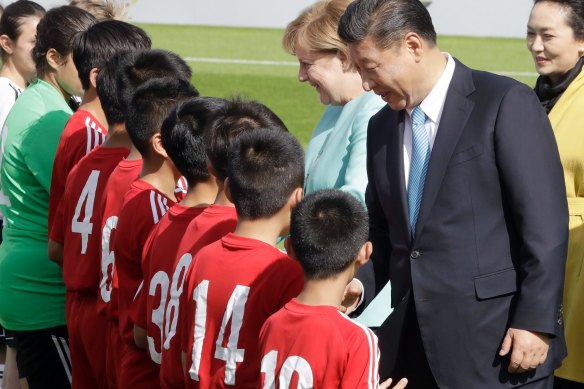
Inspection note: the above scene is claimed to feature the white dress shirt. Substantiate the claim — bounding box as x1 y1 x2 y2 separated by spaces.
404 53 456 189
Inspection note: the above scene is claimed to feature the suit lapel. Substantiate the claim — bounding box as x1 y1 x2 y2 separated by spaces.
413 60 476 242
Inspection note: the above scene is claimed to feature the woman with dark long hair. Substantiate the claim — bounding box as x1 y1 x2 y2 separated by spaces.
0 6 96 388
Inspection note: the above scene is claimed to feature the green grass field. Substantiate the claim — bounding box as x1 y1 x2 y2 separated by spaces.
139 24 538 146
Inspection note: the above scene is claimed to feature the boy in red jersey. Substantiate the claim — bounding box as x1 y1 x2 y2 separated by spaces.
181 128 305 389
47 20 151 232
132 96 225 388
146 98 288 389
258 189 408 389
176 98 290 276
45 21 151 389
95 49 193 388
114 77 198 389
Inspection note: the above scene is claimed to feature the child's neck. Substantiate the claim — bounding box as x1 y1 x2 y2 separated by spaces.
79 89 107 128
213 182 234 207
180 180 218 208
140 158 179 202
296 274 350 308
233 215 286 247
102 124 133 150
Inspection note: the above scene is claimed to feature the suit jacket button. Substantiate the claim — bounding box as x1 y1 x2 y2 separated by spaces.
410 250 420 259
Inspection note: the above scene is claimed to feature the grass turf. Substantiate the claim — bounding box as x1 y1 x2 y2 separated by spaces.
139 23 538 146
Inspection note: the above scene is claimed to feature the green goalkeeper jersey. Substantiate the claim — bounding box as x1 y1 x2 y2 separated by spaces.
0 80 72 330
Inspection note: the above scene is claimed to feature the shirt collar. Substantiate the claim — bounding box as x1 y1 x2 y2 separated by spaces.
407 53 456 123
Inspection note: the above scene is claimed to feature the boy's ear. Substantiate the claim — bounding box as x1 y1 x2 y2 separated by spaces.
224 177 233 203
289 187 303 209
89 67 99 90
355 241 372 267
284 236 298 261
206 159 219 178
0 35 13 55
150 133 168 158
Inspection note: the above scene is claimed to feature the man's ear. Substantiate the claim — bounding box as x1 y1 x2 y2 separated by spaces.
150 132 168 158
89 67 99 90
403 32 424 62
0 35 13 55
46 48 63 71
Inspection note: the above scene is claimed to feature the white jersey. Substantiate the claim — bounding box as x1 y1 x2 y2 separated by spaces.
0 77 24 216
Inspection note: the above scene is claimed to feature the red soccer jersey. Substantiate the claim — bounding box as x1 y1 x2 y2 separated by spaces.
177 204 238 259
114 179 176 345
258 299 381 389
97 158 142 318
182 233 304 389
49 110 106 234
49 146 129 293
132 204 206 389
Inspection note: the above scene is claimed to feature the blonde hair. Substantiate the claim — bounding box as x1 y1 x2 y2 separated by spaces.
283 0 352 58
69 0 127 21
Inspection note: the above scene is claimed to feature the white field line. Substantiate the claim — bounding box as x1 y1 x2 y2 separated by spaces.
183 57 538 77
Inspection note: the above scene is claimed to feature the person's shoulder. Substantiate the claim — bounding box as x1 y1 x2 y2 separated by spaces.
368 104 398 132
331 310 378 345
0 77 21 101
5 83 46 128
456 59 531 95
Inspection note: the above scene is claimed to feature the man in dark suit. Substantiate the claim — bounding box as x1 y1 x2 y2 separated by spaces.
338 0 569 387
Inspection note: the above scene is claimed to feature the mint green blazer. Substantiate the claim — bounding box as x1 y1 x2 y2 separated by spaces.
304 91 385 205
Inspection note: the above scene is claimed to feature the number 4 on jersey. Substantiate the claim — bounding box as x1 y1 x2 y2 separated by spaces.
71 170 100 254
189 281 250 385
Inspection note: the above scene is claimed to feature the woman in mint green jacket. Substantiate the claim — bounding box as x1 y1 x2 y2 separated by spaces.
283 0 385 204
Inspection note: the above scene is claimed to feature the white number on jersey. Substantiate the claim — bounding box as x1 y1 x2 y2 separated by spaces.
146 253 192 364
148 271 169 363
71 170 100 254
189 281 250 385
99 215 118 303
260 351 314 389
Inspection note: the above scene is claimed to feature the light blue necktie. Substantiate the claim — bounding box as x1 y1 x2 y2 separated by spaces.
356 108 429 327
407 106 429 236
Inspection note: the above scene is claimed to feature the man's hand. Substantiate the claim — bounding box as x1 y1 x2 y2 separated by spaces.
380 377 408 389
499 328 549 373
340 279 363 315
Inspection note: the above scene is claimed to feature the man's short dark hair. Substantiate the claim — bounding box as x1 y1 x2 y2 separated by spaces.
126 77 199 157
338 0 436 48
228 128 304 219
72 20 151 90
161 96 227 186
117 49 193 117
290 189 368 279
206 98 288 182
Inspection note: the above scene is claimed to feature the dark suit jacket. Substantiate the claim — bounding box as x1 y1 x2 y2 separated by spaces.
362 59 568 388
